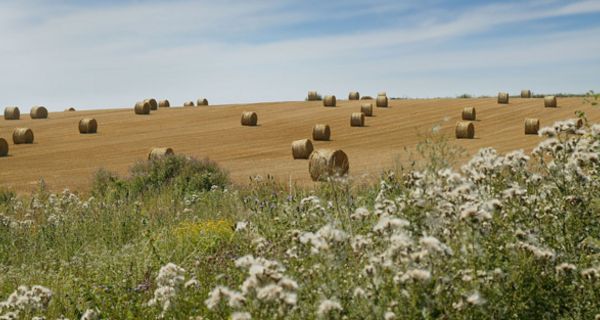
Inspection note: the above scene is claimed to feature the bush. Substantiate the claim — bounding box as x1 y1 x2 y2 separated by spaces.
92 155 229 199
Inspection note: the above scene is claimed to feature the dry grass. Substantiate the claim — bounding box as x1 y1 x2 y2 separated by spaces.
0 97 596 192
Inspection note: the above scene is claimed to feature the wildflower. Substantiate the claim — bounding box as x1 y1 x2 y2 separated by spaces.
316 299 342 319
147 263 186 315
231 312 252 320
466 291 485 306
352 287 366 299
256 284 283 302
80 308 100 320
184 278 200 289
395 269 431 283
555 263 577 275
235 221 248 232
373 216 410 234
384 311 397 320
581 267 599 281
419 236 452 255
350 207 370 220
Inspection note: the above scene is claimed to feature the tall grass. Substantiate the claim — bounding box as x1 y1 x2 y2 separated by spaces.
1 118 600 319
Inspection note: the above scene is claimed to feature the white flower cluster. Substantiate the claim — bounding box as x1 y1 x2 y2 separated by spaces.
147 263 194 317
205 255 297 318
0 285 52 319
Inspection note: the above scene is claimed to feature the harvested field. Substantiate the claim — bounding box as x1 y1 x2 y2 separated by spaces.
0 97 596 192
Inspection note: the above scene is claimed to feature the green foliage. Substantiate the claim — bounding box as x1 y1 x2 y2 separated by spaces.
457 93 472 99
584 90 599 106
2 125 600 319
92 155 229 199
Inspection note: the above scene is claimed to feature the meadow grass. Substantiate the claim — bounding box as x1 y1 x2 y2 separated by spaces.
1 117 600 319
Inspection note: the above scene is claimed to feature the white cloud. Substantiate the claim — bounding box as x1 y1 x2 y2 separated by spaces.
0 0 598 110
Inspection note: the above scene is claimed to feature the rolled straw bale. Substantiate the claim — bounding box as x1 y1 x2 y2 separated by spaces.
378 91 387 96
307 91 320 101
521 90 532 98
462 107 476 121
360 96 373 100
361 103 373 116
350 112 365 127
148 147 174 160
4 107 20 120
308 149 349 181
79 118 98 134
291 139 314 159
197 98 208 106
30 106 48 119
0 138 7 157
497 92 509 104
349 91 360 100
13 128 34 144
134 101 151 115
65 107 76 112
544 96 557 108
376 95 388 108
323 95 336 107
455 122 474 139
183 101 195 107
145 98 158 110
524 118 539 135
312 124 331 141
241 111 258 126
158 100 170 108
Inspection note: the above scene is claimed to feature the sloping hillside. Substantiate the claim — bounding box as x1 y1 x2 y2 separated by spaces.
0 97 595 192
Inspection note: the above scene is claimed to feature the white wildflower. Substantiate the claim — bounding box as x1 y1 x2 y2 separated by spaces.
317 299 343 319
231 312 252 320
466 291 485 306
80 308 100 320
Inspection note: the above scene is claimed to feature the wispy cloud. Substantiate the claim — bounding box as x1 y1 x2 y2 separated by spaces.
0 0 598 110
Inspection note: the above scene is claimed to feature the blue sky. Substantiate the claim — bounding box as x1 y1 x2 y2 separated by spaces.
0 0 599 110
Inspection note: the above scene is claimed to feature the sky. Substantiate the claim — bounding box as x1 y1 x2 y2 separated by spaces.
0 0 599 111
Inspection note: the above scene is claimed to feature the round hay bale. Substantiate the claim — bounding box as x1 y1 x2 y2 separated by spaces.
197 98 209 106
308 149 349 181
13 128 34 144
79 118 98 134
291 139 314 159
148 147 174 160
323 95 336 107
349 91 360 100
360 96 373 100
350 112 365 127
378 91 387 96
497 92 509 104
376 95 388 108
134 101 151 115
524 118 539 135
241 111 258 126
307 91 319 101
360 103 373 117
65 107 76 112
145 98 158 110
0 138 8 157
462 107 476 121
544 96 557 108
455 122 474 139
520 90 532 98
4 106 20 120
159 100 170 108
312 124 331 141
30 106 48 119
183 101 195 107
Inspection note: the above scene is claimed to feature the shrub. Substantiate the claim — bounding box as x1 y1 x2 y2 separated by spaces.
92 155 229 199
